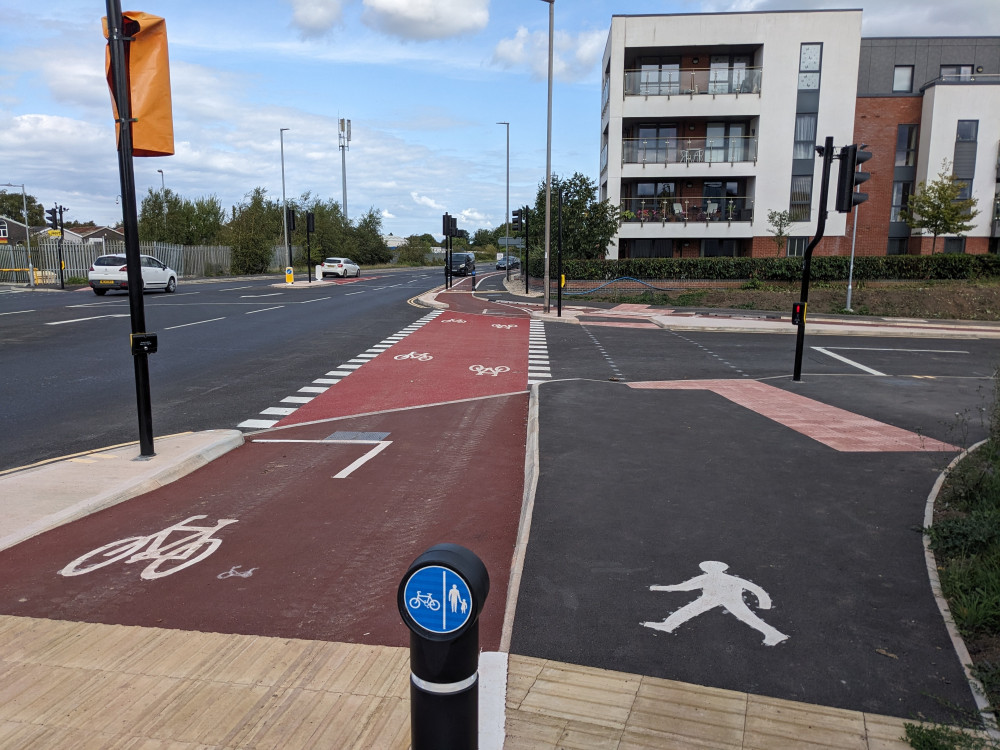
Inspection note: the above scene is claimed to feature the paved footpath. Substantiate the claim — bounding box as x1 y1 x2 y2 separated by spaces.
0 276 995 748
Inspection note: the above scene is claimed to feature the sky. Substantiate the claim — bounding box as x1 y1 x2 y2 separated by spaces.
2 0 998 239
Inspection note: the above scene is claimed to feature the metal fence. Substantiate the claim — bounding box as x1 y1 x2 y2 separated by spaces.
0 242 290 285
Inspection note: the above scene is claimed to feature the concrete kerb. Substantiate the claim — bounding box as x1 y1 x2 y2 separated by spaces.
0 429 244 552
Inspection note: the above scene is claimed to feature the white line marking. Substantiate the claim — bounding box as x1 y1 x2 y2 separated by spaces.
238 419 279 429
0 309 35 316
165 317 226 330
334 441 392 478
261 407 297 416
245 306 284 314
218 285 255 291
346 291 365 296
327 370 353 377
46 314 130 325
241 293 283 298
281 396 314 404
298 386 329 393
812 347 886 376
823 347 969 354
313 378 340 385
299 296 332 303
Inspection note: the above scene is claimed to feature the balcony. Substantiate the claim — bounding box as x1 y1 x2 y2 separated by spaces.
625 66 762 98
622 136 758 167
620 195 754 225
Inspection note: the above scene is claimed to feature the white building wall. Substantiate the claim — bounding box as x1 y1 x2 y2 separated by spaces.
918 85 1000 239
602 10 862 258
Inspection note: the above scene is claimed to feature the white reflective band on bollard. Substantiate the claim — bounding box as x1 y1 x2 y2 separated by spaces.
410 671 478 695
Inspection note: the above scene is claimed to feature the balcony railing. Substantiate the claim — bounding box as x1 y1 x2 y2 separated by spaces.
620 196 754 224
625 67 762 97
622 136 758 166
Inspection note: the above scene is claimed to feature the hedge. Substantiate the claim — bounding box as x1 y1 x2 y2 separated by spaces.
526 253 1000 282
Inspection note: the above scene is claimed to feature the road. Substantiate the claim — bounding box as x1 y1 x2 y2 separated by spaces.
0 269 442 471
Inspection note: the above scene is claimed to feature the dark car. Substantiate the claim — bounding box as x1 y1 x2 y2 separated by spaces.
449 252 476 276
496 255 521 270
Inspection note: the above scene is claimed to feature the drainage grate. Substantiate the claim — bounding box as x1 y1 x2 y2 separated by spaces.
324 431 391 442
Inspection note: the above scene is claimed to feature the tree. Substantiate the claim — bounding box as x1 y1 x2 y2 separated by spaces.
527 172 619 260
899 160 981 253
221 187 282 274
138 188 225 244
766 210 793 255
0 191 45 226
352 207 392 265
288 192 351 266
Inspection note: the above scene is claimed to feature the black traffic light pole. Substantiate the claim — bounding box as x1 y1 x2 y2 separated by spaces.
523 207 530 294
305 211 314 283
106 0 155 457
557 190 563 317
792 136 834 383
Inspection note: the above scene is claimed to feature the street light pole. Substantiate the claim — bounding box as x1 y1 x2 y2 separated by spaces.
157 169 164 191
540 0 554 313
1 182 34 288
280 127 290 272
339 118 351 222
497 121 510 281
156 169 166 238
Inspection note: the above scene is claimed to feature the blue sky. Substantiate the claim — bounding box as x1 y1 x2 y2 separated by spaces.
2 0 998 238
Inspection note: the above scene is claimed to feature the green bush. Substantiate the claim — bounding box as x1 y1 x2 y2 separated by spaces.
530 254 1000 282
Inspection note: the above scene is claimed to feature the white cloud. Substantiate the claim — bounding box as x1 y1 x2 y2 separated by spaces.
381 208 395 219
492 27 605 83
362 0 489 41
288 0 348 37
459 207 488 225
410 192 444 210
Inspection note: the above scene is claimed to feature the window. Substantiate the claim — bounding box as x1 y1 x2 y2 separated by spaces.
789 176 812 221
793 114 817 159
891 181 914 222
895 125 919 167
0 220 6 241
957 120 978 141
798 43 821 90
941 65 973 81
786 236 808 257
887 239 909 255
892 66 913 93
943 237 966 254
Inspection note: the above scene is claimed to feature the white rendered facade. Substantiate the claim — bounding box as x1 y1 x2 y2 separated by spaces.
601 10 862 259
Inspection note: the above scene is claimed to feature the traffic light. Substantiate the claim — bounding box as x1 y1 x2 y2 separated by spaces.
791 301 806 326
511 208 522 232
286 207 296 231
306 211 315 233
835 144 872 213
46 206 59 230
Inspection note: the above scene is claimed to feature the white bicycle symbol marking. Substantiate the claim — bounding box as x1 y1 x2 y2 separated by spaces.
59 515 238 581
408 591 441 611
469 365 511 377
441 318 467 324
394 351 433 361
492 324 518 329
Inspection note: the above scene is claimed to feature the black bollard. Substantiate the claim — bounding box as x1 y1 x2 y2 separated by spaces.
399 543 490 750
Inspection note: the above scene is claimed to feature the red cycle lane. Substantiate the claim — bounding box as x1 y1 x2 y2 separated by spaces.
0 308 533 650
279 309 530 425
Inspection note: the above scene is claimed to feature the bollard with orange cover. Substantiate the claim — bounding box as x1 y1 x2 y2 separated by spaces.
102 11 174 157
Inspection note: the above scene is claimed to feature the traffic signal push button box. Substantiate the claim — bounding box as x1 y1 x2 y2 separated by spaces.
130 333 158 355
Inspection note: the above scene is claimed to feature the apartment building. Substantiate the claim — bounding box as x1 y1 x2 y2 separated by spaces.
600 10 1000 259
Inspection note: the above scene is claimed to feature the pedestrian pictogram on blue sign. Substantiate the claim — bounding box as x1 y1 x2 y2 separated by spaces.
403 565 473 635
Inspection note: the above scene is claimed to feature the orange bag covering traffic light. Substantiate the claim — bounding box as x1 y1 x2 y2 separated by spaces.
102 11 174 157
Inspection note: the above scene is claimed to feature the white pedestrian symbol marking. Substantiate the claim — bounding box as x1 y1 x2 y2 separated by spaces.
643 561 788 646
469 364 510 377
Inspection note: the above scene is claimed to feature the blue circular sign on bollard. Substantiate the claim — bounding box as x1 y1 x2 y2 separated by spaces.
402 564 473 635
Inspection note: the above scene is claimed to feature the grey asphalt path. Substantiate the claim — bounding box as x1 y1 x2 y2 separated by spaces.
511 378 977 723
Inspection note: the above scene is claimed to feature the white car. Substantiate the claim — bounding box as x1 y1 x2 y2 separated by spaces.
88 254 177 295
319 257 360 278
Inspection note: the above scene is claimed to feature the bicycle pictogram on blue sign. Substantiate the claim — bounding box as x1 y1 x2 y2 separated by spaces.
402 565 473 635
